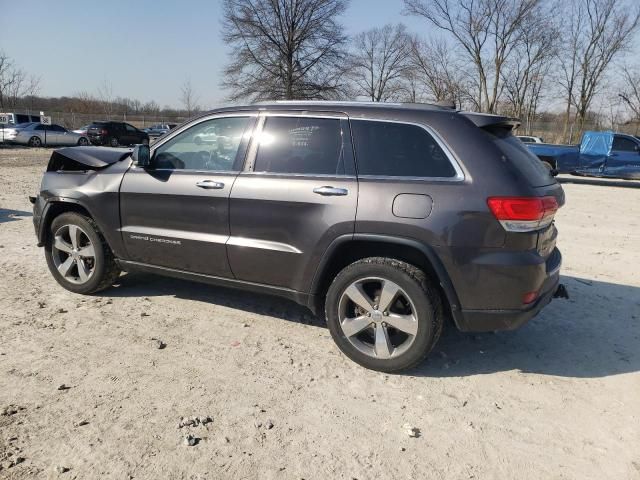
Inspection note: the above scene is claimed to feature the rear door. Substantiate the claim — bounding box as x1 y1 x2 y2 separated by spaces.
123 123 142 144
119 114 256 276
51 124 70 145
227 113 357 292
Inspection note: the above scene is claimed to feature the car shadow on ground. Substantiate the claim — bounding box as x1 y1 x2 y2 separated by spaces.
0 208 32 224
410 275 640 379
103 272 639 379
104 271 323 327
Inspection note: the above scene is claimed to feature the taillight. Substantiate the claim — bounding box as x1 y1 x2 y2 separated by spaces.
487 196 559 232
101 129 108 135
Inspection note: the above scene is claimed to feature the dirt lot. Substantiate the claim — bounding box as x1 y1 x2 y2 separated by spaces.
1 146 639 480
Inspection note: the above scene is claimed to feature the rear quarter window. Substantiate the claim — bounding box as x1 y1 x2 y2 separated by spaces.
484 127 555 187
350 120 457 178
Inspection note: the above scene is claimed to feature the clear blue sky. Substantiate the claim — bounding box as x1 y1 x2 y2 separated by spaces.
0 0 429 108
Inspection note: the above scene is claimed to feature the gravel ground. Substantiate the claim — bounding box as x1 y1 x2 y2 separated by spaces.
1 146 639 480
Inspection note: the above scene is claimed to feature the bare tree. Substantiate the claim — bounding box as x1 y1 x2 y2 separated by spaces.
0 52 25 109
347 24 411 101
97 78 115 119
405 37 466 106
619 67 640 121
502 7 558 132
180 78 200 117
404 0 541 113
222 0 349 101
558 0 640 141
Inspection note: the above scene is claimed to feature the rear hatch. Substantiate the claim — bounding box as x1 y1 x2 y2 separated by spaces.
87 123 107 138
466 113 563 263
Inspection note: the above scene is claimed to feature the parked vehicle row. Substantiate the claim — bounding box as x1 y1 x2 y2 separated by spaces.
31 100 567 372
144 123 177 138
1 122 89 147
87 121 149 147
1 120 166 148
525 131 640 180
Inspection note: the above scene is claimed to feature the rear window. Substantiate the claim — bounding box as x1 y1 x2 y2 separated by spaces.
485 127 555 187
351 120 457 178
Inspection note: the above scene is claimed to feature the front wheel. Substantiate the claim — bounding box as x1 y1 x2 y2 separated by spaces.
77 137 89 146
325 257 444 372
44 212 121 294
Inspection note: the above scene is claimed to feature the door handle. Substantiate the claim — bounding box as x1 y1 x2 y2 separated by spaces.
313 186 349 196
196 180 225 189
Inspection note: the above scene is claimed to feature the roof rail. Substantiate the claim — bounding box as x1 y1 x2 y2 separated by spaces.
254 99 456 110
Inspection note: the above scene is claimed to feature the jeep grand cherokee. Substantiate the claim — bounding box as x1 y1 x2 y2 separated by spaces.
31 101 566 372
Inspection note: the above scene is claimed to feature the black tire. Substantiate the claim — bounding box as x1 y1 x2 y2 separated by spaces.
542 161 554 171
77 137 89 146
45 212 121 294
28 136 42 147
325 257 444 372
109 137 119 147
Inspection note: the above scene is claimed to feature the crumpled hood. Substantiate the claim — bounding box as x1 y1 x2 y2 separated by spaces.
49 146 132 170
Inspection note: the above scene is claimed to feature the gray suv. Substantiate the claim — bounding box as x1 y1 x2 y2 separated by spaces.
31 101 566 372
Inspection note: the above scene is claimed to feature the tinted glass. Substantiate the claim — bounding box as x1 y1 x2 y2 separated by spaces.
484 127 555 187
125 124 137 132
153 116 251 171
51 125 66 132
254 117 343 175
612 136 638 152
351 120 456 178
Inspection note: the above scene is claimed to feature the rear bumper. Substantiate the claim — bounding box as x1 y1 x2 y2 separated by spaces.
454 247 562 332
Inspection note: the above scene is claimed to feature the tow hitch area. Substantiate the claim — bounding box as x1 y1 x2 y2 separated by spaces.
554 284 569 299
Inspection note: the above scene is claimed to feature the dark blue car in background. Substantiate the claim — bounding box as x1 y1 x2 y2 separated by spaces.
526 131 640 180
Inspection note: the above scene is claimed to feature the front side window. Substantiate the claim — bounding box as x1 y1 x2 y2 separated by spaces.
153 116 251 171
351 120 456 178
253 117 344 175
125 124 137 132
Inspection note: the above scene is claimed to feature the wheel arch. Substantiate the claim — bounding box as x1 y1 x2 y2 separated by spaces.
310 234 463 329
38 199 97 247
538 155 557 169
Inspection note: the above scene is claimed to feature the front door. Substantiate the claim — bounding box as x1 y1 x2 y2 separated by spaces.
609 135 640 169
119 114 256 277
228 113 358 293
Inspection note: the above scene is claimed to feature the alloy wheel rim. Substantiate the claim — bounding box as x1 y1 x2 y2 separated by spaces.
51 224 96 284
338 277 419 359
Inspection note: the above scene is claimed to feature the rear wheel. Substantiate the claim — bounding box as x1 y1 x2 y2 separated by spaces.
77 137 89 146
45 212 121 294
28 136 42 147
325 257 444 372
109 137 119 147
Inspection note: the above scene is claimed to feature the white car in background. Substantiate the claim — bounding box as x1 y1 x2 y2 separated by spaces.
517 135 545 144
4 123 89 147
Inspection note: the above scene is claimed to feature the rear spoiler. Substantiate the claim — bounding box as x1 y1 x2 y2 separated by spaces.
459 112 521 131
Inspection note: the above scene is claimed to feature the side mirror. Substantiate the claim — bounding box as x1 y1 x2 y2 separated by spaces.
132 144 151 167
